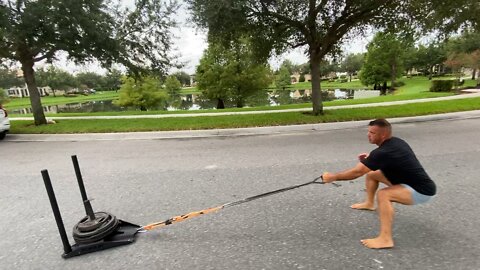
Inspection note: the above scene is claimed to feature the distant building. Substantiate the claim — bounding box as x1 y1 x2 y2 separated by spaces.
290 73 312 84
7 85 51 98
189 74 196 86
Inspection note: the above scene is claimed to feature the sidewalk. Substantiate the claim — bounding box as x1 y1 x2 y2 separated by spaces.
9 90 480 120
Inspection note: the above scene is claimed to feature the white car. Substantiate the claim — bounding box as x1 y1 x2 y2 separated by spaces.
0 106 10 140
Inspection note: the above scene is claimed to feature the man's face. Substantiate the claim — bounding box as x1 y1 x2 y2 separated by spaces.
367 125 386 145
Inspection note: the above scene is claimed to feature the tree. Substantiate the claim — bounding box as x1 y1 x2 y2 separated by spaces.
0 0 178 125
466 50 480 84
447 31 480 83
359 57 390 92
196 44 229 109
0 68 23 89
319 59 339 78
444 52 467 89
340 53 364 82
35 66 77 96
75 72 104 90
115 76 167 111
410 43 447 79
423 0 480 34
279 59 295 74
275 66 291 91
165 75 182 99
299 73 305 82
173 71 191 86
296 63 311 75
0 87 9 104
359 32 410 91
196 38 271 109
102 69 123 91
188 0 439 115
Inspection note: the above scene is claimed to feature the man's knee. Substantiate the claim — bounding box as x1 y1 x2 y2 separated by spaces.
376 189 390 202
366 171 378 180
367 170 392 186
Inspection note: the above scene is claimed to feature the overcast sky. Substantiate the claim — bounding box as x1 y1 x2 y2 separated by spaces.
45 1 370 75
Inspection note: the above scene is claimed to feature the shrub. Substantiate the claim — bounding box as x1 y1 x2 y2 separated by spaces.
430 80 454 92
453 79 465 87
393 81 405 87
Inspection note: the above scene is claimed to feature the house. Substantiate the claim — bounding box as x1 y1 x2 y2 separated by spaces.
290 73 312 84
6 85 67 98
7 85 51 98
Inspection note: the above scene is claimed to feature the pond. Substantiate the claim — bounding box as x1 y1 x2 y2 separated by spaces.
11 89 379 114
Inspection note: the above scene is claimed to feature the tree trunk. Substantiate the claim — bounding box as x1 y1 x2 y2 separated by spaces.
390 63 396 90
21 58 47 125
310 53 323 115
382 82 387 95
472 68 476 80
236 98 244 108
428 66 433 80
235 86 244 108
217 98 225 109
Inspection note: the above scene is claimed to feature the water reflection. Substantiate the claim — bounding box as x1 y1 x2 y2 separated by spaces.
11 89 367 114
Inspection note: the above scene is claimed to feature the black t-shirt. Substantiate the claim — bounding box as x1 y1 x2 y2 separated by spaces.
361 137 436 196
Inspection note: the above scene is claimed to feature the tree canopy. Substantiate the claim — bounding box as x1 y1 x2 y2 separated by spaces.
187 0 451 115
165 75 182 98
196 38 271 109
0 0 179 124
411 43 447 79
359 32 412 90
172 71 192 86
275 66 291 91
340 53 364 82
75 72 104 90
0 68 23 89
115 76 167 111
446 31 480 83
35 66 76 96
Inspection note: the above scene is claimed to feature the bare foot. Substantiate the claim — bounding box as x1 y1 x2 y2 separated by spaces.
360 237 394 249
350 202 375 211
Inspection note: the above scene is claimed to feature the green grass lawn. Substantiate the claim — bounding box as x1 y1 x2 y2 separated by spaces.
10 97 480 134
7 91 454 118
284 79 369 90
4 76 478 120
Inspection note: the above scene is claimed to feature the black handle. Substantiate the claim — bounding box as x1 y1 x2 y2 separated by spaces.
71 155 96 220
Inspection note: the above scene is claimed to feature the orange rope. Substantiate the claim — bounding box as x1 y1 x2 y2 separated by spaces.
141 205 223 231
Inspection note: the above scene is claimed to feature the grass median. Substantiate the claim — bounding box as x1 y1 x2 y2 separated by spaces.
7 91 453 117
10 97 480 134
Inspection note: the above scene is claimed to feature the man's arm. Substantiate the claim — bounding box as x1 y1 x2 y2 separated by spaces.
322 162 371 183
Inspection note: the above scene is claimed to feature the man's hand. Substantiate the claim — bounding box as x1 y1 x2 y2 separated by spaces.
358 153 369 162
321 172 336 183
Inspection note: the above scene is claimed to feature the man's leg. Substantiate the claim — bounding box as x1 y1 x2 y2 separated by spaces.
361 185 414 249
351 170 392 210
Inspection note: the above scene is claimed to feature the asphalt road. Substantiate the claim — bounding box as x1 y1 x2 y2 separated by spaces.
1 117 479 269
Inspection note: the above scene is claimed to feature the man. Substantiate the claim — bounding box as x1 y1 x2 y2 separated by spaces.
322 118 436 249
